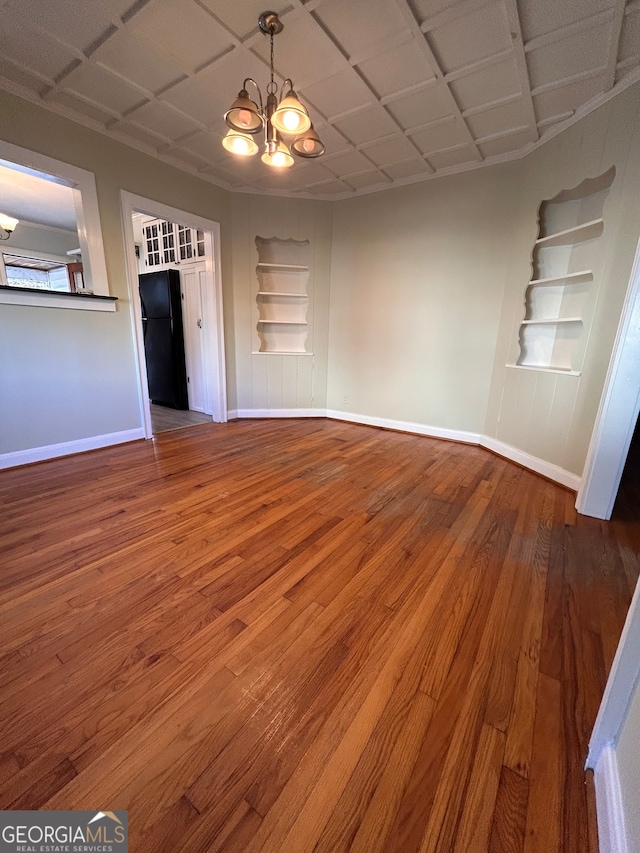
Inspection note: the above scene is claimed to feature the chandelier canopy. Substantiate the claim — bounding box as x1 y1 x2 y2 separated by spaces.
222 11 325 169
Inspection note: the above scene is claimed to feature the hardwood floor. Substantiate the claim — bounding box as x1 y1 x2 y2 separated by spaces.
1 418 638 852
150 403 212 434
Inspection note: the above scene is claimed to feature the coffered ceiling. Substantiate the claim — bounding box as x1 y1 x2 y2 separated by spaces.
0 0 639 199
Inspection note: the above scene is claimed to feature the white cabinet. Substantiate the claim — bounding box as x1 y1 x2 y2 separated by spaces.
255 237 310 354
514 167 615 374
142 218 206 270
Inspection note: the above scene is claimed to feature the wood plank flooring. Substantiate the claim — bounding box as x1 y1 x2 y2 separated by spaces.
1 418 638 852
150 403 212 434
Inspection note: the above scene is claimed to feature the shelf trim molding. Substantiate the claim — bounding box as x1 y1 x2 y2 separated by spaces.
257 291 309 297
529 270 593 286
521 317 583 325
256 262 309 270
507 362 581 376
535 218 604 247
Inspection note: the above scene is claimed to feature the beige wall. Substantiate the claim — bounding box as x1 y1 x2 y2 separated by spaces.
327 83 640 479
2 83 640 484
0 89 232 453
327 161 521 434
485 84 640 476
617 680 640 851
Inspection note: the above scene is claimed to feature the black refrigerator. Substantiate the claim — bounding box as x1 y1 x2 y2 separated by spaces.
139 269 189 410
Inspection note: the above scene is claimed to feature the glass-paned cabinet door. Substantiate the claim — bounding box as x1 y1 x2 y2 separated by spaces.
196 229 205 258
144 222 161 267
161 220 176 264
177 225 194 261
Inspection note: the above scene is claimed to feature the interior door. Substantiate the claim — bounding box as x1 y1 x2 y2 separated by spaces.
180 262 207 413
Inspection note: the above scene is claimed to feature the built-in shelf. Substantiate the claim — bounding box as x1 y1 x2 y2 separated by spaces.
513 168 614 374
257 291 308 297
255 237 311 354
535 218 603 248
521 317 582 325
257 319 307 325
506 363 581 376
256 262 308 270
529 270 593 286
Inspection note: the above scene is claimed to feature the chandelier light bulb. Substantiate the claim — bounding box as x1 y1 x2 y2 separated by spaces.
302 138 315 153
222 129 259 157
237 109 253 128
281 109 304 132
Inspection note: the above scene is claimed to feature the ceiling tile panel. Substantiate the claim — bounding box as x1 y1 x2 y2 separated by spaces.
322 150 375 176
618 11 640 69
0 0 637 198
0 13 77 82
382 158 432 180
45 90 117 126
7 0 115 53
428 2 513 74
163 148 211 170
126 100 203 140
427 145 481 170
465 98 530 138
195 46 271 97
386 87 453 130
526 25 610 89
159 77 227 127
62 63 148 116
114 121 171 149
478 127 534 157
0 58 48 96
533 74 608 123
335 108 399 145
92 29 186 96
364 136 419 167
251 13 345 90
128 0 235 75
313 0 410 59
449 57 521 110
409 119 468 155
197 0 292 41
357 39 436 99
519 0 613 42
179 131 229 164
344 171 389 190
300 68 376 120
305 178 354 195
406 0 468 24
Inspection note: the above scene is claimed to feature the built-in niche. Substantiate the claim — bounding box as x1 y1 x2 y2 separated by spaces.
255 236 310 354
514 166 615 374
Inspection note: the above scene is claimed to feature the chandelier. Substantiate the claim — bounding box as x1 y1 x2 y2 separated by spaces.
222 11 325 168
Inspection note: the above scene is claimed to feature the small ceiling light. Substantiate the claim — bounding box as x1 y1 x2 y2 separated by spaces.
0 213 18 240
222 11 324 168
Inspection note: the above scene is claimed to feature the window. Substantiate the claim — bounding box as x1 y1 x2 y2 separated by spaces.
2 253 74 291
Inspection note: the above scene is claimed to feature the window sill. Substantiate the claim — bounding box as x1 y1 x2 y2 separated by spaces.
0 285 118 312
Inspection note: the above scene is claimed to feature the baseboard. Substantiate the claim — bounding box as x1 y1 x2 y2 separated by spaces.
0 428 146 470
325 409 482 445
480 435 581 491
593 744 629 853
231 408 326 419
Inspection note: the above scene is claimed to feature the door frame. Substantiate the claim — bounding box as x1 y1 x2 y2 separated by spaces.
576 234 640 518
120 191 227 437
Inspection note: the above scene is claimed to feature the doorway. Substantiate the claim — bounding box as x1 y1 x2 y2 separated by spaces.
121 192 227 438
576 235 640 519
